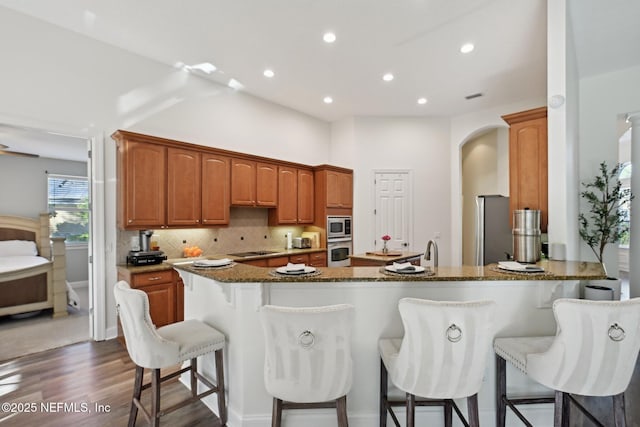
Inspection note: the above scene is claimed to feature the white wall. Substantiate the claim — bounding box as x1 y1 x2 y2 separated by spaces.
0 7 331 338
579 64 640 275
330 117 451 263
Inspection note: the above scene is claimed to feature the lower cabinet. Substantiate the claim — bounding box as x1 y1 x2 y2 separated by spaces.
117 267 183 346
238 252 327 268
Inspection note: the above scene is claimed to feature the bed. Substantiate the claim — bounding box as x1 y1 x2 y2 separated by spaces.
0 214 68 318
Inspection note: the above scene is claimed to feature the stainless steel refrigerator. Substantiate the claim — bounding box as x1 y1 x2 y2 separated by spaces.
475 195 512 265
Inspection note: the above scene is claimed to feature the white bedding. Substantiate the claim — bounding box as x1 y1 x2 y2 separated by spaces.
0 256 50 274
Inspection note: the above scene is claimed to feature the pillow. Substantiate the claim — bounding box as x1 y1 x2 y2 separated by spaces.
0 240 38 257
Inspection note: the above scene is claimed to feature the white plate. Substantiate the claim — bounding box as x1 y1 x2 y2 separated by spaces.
497 261 544 273
384 265 425 274
193 258 232 267
276 266 316 275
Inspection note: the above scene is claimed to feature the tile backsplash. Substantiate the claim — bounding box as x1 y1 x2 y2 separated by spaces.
117 208 308 263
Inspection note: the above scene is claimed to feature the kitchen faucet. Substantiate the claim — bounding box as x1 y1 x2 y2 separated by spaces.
424 239 438 269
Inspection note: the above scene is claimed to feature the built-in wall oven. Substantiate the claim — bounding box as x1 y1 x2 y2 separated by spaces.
327 239 352 267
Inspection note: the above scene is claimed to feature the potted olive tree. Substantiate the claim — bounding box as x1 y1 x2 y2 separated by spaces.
578 161 633 299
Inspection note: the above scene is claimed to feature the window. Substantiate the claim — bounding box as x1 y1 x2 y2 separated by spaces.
619 162 632 247
47 174 89 244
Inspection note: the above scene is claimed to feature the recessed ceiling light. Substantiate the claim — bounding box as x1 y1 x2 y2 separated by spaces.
382 73 394 82
417 98 428 105
460 43 475 54
323 96 333 104
323 32 336 43
263 69 275 78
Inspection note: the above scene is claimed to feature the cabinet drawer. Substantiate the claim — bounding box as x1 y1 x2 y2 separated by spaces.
289 254 310 264
131 270 173 287
267 256 289 267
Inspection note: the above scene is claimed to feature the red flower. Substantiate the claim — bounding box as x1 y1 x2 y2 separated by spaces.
381 235 391 241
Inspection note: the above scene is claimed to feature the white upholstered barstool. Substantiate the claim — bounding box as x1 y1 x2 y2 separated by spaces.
494 298 640 427
260 304 355 427
114 280 227 427
379 298 496 427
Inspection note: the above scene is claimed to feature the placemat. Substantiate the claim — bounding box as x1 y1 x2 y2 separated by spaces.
379 267 435 277
269 269 322 278
488 265 553 277
192 262 236 270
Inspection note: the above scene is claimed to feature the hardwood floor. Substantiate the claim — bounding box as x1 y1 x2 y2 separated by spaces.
0 339 222 426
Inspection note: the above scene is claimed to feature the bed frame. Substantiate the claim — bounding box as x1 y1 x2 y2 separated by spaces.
0 214 67 318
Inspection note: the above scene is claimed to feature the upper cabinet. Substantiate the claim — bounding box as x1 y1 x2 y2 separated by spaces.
201 153 231 225
231 159 278 207
167 148 201 226
113 130 346 231
502 107 548 232
115 135 167 229
268 166 314 225
326 170 353 208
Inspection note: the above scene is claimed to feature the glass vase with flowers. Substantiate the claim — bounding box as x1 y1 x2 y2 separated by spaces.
381 235 391 254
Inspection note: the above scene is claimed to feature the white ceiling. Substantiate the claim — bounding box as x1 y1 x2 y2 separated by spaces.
0 0 639 161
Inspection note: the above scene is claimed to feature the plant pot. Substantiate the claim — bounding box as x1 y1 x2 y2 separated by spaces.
581 277 621 301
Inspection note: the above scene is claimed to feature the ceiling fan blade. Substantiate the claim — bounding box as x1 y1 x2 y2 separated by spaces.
0 149 39 158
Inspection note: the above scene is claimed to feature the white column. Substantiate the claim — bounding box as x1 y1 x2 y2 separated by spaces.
626 112 640 298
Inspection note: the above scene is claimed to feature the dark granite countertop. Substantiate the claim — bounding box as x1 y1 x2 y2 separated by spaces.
170 259 606 283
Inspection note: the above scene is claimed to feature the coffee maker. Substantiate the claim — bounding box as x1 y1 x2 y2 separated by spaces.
126 230 167 266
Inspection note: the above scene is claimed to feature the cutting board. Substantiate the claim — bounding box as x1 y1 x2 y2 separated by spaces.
366 251 403 256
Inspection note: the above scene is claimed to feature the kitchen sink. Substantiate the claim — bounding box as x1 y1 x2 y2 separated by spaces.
228 250 281 258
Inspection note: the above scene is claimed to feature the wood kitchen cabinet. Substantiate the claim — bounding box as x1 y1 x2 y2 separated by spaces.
202 153 231 225
167 147 201 226
115 137 167 229
326 170 353 208
116 267 184 345
308 251 327 267
268 166 314 224
231 159 278 207
502 107 548 231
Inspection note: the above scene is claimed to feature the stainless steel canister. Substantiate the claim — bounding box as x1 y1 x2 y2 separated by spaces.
512 209 541 263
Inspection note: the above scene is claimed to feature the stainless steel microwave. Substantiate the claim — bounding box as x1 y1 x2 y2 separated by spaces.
327 216 352 241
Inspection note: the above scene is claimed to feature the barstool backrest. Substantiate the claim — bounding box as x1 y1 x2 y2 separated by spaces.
393 298 496 399
114 281 179 369
260 304 355 403
528 298 640 396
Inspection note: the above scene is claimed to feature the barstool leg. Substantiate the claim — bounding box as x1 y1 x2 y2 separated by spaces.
613 392 627 427
406 393 415 427
336 395 349 427
190 357 198 397
444 400 452 427
467 394 480 427
496 354 507 427
380 359 388 427
151 368 161 427
554 390 571 427
215 349 227 426
272 398 283 427
128 365 144 427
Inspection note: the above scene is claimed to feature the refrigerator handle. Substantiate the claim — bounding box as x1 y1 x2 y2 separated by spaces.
475 197 484 266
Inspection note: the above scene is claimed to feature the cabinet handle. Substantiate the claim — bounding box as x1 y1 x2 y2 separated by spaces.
196 220 200 223
147 276 162 281
128 219 132 223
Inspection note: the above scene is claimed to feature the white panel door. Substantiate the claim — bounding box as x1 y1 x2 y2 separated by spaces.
374 171 412 251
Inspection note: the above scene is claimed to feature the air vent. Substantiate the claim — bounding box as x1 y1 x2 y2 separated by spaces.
465 92 483 100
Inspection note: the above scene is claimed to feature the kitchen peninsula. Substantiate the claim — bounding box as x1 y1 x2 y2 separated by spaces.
172 260 604 427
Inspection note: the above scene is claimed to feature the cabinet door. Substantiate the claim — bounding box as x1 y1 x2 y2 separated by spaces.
507 111 548 231
339 172 353 208
267 256 289 267
326 170 341 208
120 141 166 228
139 282 176 327
167 148 201 226
277 166 298 223
309 252 327 267
297 169 314 223
256 162 278 207
231 159 256 206
202 153 230 225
